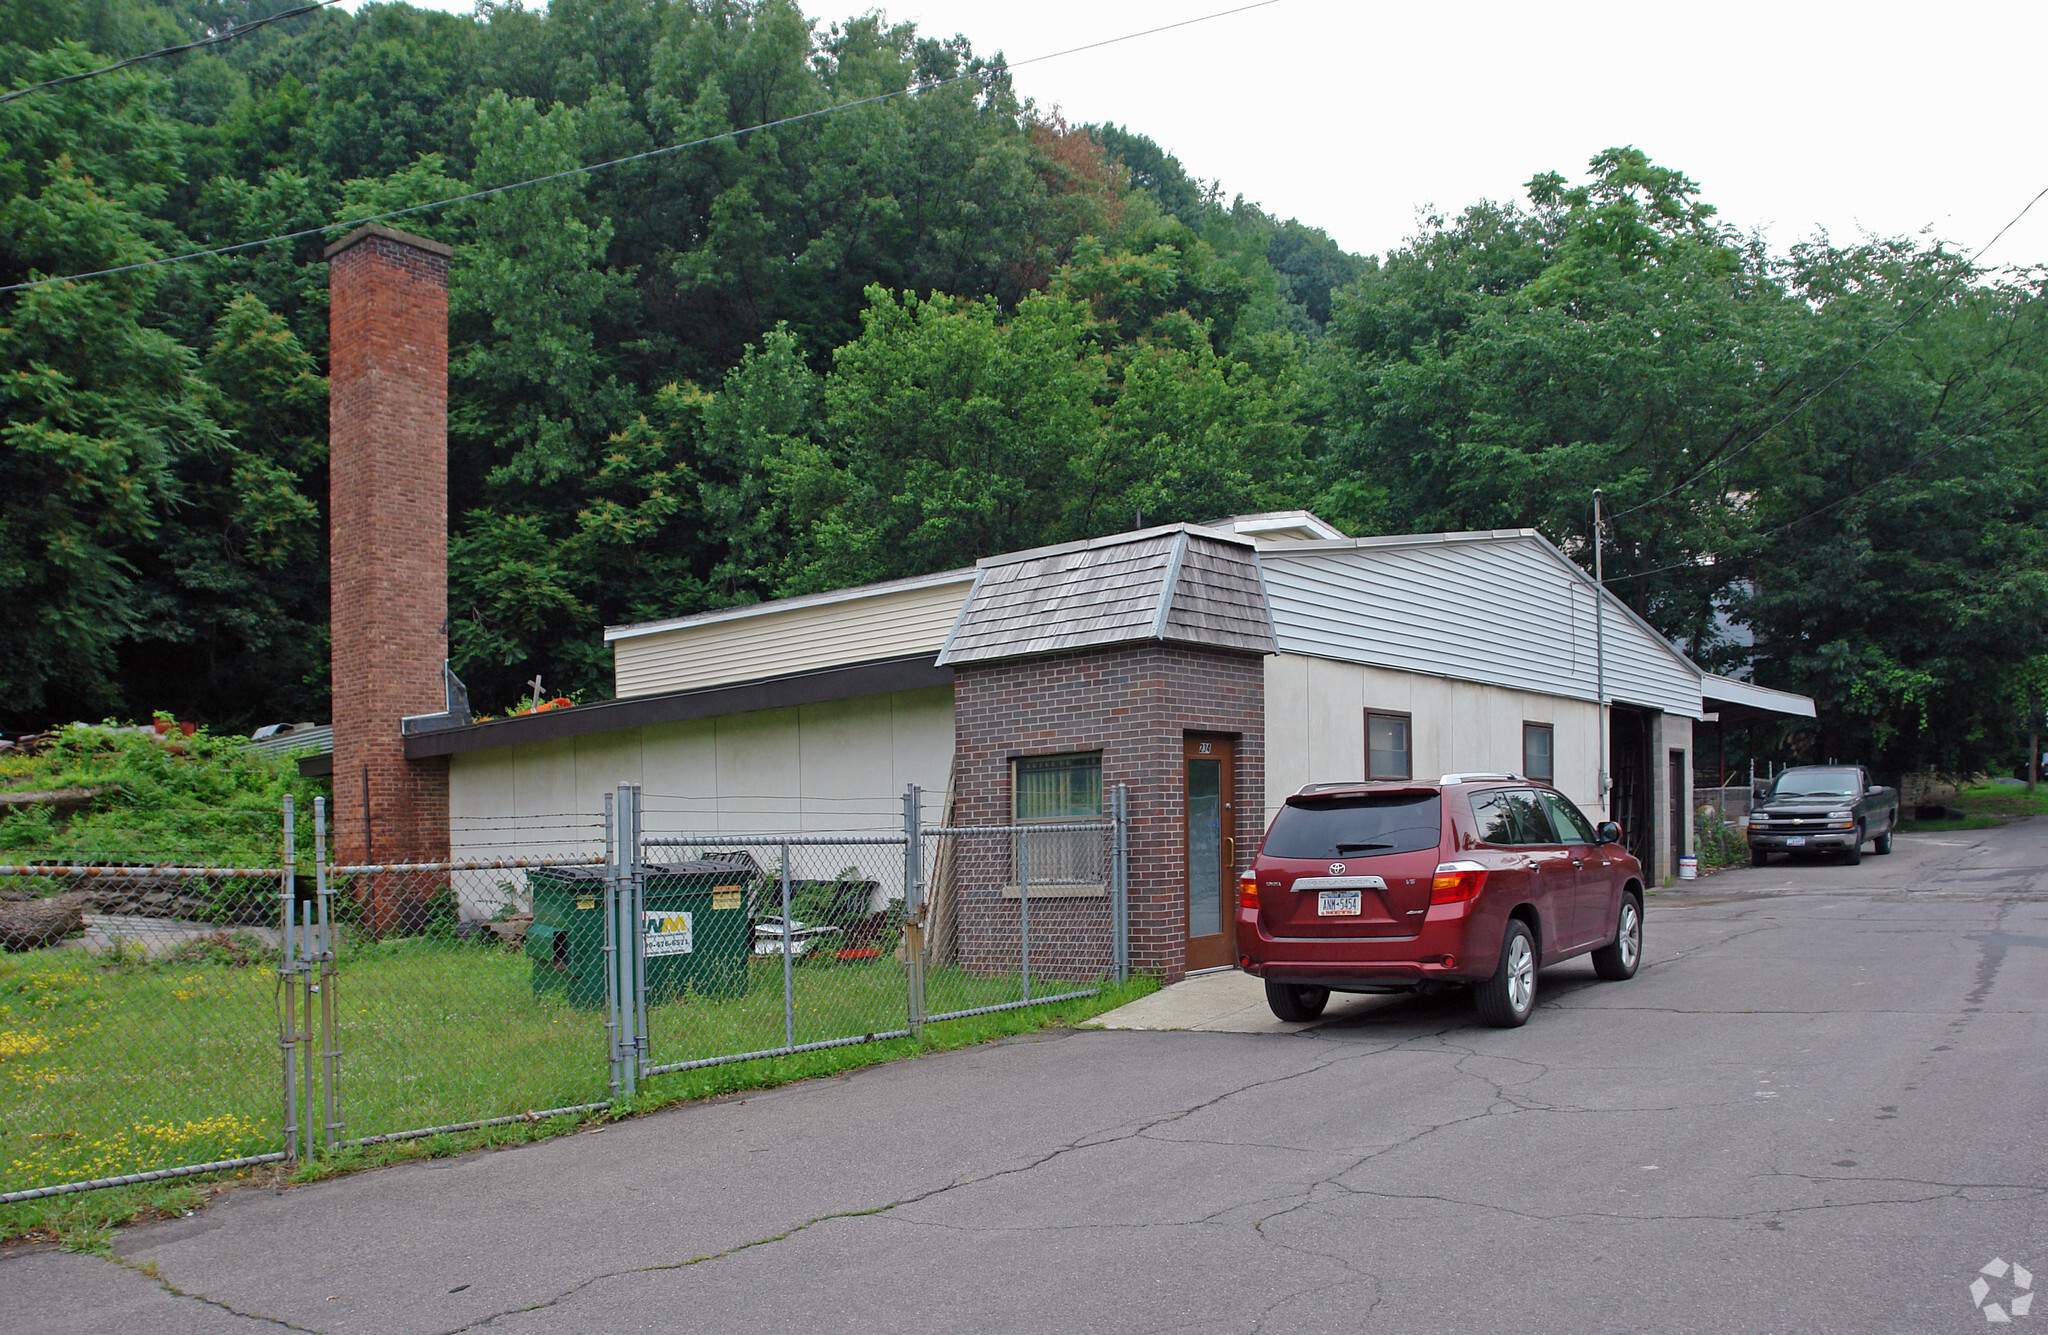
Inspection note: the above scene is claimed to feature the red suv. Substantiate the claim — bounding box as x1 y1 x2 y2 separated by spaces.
1236 775 1645 1028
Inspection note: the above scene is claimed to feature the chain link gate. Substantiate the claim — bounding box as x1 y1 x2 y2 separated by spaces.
0 802 306 1205
621 783 1130 1089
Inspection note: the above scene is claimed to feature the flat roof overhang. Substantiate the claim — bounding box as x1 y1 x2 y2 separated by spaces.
400 654 953 759
1700 673 1817 727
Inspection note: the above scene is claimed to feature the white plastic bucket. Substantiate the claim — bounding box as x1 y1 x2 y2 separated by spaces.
1679 854 1699 880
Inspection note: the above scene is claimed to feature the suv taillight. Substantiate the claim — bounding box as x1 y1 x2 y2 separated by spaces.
1430 861 1488 904
1238 868 1258 910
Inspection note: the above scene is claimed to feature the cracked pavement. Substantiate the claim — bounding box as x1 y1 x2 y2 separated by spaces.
4 818 2044 1334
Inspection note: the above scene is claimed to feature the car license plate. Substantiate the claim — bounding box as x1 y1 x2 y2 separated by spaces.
1785 836 1807 847
1318 890 1362 916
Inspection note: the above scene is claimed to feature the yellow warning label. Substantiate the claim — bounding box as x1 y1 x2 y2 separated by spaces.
711 890 742 911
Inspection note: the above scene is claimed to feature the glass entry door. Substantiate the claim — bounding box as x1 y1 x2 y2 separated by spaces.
1184 735 1237 972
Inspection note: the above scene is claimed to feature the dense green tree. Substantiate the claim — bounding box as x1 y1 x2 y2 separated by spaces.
0 52 215 719
5 0 2044 790
1310 147 2048 776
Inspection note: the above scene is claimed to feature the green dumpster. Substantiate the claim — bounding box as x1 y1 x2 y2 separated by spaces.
643 859 755 1003
528 860 756 1009
526 864 610 1009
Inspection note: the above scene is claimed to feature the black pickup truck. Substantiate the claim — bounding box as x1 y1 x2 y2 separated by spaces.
1747 766 1901 867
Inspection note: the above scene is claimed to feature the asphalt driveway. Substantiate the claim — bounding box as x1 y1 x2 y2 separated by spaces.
5 819 2044 1334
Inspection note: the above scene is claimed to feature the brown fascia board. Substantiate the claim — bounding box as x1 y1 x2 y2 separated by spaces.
401 654 954 759
298 753 335 778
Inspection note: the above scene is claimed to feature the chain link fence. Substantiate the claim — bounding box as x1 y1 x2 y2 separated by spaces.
918 821 1122 1023
632 835 916 1081
1 784 1128 1203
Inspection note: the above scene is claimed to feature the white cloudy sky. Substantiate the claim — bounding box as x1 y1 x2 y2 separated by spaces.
362 0 2048 265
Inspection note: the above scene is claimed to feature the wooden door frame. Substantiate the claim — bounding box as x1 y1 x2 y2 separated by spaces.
1183 733 1237 972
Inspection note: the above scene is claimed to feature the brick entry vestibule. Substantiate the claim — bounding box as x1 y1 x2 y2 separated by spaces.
950 643 1265 983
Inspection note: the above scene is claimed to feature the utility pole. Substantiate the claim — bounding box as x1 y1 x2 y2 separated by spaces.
2030 680 2042 794
1593 489 1609 815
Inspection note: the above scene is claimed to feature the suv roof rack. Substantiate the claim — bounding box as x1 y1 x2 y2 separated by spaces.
1438 772 1528 785
1295 781 1366 794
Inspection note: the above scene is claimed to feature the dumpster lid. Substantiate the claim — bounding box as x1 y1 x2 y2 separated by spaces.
528 864 611 883
647 859 760 878
531 859 761 880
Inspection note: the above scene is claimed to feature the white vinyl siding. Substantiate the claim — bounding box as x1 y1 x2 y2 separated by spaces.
1259 533 1702 719
609 578 973 699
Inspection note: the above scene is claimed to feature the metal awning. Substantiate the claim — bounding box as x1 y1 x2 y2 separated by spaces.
1700 673 1816 726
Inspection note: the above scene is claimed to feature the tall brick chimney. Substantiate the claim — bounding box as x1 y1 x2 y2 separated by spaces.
325 224 454 933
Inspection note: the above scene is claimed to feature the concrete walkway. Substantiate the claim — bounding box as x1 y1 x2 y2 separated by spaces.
1088 965 1408 1033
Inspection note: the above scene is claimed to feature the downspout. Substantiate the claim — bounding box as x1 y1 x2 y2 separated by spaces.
1594 489 1609 816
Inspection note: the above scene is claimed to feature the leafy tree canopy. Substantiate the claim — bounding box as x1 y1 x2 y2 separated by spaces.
2 2 2043 780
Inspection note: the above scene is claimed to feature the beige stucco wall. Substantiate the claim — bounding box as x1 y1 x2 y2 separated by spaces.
1264 654 1605 821
448 686 957 864
1652 712 1694 881
1265 653 1697 883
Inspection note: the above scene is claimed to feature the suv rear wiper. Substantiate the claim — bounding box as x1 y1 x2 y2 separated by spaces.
1333 841 1393 852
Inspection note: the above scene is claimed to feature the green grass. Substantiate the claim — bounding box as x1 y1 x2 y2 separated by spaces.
1895 781 2048 832
0 932 1154 1246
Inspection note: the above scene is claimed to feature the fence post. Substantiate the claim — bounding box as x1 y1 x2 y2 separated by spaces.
603 791 619 1095
315 797 339 1153
1017 823 1030 1003
300 898 316 1163
629 783 647 1075
779 840 795 1052
1112 784 1129 984
278 796 298 1162
610 782 637 1100
903 786 924 1040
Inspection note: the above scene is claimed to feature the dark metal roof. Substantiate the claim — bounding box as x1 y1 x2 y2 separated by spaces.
399 653 951 759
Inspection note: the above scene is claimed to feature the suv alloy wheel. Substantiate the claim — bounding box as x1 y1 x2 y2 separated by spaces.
1590 892 1642 981
1475 919 1537 1027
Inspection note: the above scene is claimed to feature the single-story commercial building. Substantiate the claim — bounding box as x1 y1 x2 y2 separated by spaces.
399 512 1811 980
321 224 1814 976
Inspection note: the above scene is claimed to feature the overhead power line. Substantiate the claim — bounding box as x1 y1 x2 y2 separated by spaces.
0 0 346 105
1606 180 2048 524
0 0 1284 295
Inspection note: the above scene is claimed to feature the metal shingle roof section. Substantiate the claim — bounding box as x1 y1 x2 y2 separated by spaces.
935 525 1275 666
1162 535 1277 651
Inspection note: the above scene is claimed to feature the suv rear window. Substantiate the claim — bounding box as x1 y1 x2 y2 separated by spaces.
1263 793 1443 859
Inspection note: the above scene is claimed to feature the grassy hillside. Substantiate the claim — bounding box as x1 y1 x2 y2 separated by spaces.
0 725 327 866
